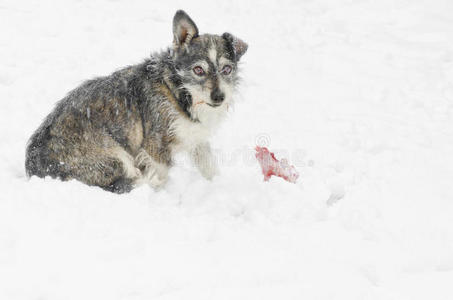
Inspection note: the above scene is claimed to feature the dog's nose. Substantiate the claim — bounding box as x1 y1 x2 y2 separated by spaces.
210 88 225 103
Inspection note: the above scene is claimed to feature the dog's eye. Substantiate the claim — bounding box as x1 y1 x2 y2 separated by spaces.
221 65 232 75
193 66 205 76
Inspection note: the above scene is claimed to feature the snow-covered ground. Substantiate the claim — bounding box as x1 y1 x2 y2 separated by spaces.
1 0 453 299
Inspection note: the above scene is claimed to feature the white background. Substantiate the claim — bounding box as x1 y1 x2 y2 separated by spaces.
1 0 453 299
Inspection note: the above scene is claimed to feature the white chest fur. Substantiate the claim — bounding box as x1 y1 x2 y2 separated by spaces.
171 104 227 153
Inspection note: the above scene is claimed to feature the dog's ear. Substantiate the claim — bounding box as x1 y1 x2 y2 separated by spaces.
173 10 199 49
222 32 248 61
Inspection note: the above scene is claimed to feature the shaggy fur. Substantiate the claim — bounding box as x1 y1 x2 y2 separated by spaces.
25 10 248 193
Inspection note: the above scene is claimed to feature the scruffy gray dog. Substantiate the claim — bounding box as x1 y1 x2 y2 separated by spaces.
25 10 248 193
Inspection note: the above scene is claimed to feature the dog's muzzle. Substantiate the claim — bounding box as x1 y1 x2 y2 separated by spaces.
210 88 225 105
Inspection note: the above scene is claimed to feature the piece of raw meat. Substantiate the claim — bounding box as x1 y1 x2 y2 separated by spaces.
255 146 299 183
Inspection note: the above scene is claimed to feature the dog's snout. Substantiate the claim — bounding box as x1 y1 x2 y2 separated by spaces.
210 88 225 103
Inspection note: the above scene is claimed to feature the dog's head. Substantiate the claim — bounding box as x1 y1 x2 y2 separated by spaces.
170 10 248 118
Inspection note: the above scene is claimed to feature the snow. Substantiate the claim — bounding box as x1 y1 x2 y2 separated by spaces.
1 0 453 299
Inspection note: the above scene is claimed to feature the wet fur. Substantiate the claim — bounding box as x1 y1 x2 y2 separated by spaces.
25 10 247 193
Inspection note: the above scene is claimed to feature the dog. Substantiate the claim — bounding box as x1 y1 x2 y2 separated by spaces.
25 10 248 193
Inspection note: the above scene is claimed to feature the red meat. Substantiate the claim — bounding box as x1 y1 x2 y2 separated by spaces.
255 146 299 183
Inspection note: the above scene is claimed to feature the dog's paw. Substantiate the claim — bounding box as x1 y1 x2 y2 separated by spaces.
199 162 219 181
135 149 153 171
149 174 168 191
123 163 142 180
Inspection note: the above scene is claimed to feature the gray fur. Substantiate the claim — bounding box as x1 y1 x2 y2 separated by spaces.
25 10 248 193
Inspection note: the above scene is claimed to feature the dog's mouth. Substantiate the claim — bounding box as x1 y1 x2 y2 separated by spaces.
194 100 222 108
206 103 221 108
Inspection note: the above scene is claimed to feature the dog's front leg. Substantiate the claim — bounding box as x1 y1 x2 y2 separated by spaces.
190 142 218 180
135 149 169 190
